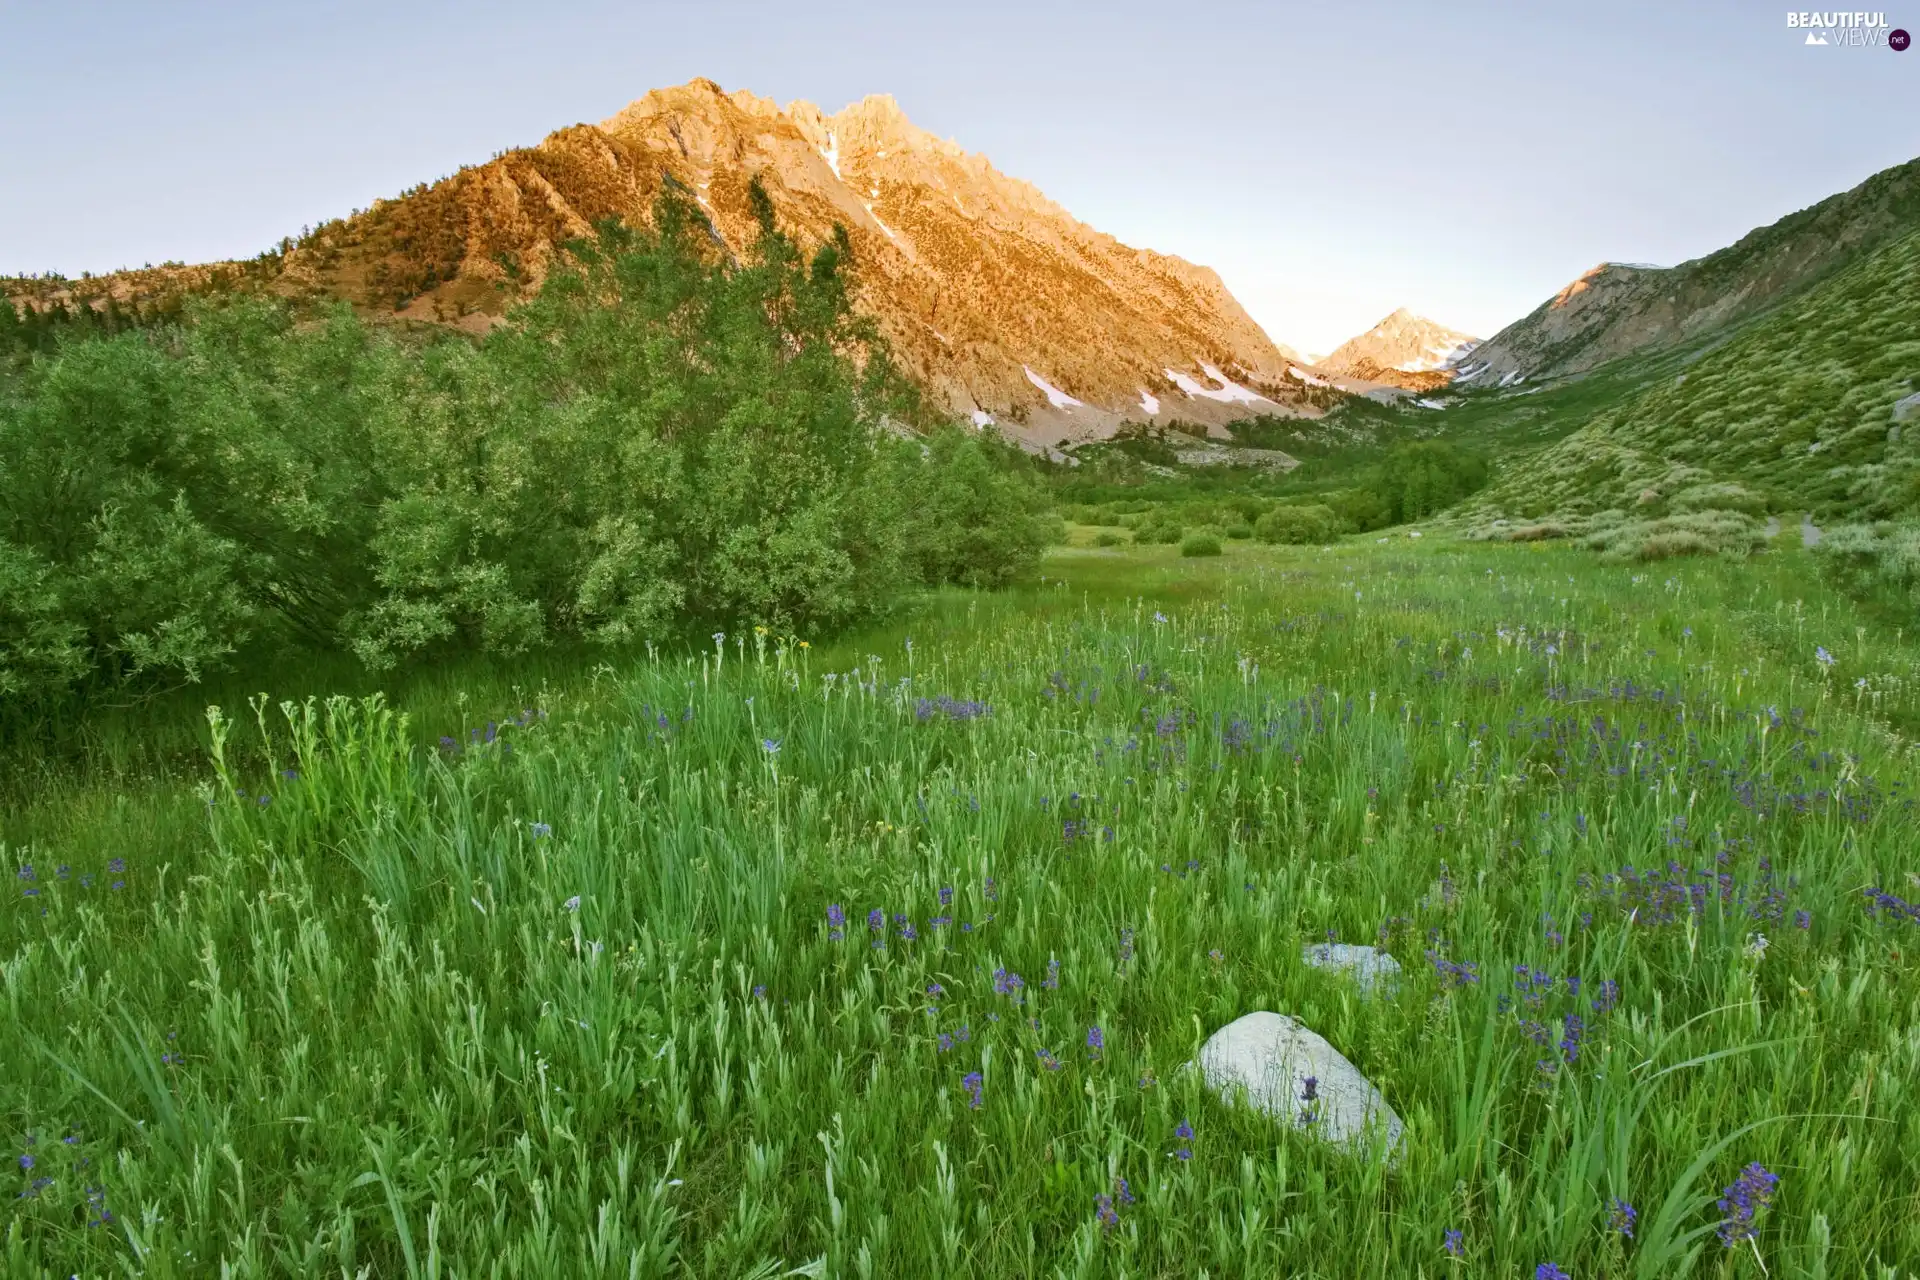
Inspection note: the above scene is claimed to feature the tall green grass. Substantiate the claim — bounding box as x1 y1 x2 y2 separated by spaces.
5 540 1918 1275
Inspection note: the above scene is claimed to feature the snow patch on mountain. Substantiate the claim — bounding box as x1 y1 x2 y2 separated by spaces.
1024 366 1083 409
1166 365 1268 404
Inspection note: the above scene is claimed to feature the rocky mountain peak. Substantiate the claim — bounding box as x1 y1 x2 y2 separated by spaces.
8 78 1319 447
1318 310 1478 391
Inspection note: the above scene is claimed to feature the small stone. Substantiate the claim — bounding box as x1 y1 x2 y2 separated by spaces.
1197 1012 1404 1158
1301 942 1402 996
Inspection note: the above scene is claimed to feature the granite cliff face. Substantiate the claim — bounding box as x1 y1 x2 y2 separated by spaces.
8 79 1322 444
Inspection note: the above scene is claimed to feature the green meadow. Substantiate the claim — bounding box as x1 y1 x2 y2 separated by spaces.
7 534 1918 1276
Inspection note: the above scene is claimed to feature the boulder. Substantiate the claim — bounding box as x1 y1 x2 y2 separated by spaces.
1302 942 1402 996
1197 1011 1404 1158
1893 391 1920 423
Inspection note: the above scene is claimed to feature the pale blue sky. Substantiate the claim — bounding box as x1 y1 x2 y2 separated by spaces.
3 1 1915 352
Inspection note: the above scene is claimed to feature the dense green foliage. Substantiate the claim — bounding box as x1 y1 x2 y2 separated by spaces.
0 293 184 361
5 539 1919 1274
0 192 1047 716
1253 503 1343 545
1342 440 1489 528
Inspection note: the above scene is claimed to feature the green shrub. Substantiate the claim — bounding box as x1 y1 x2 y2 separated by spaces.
1226 525 1254 540
1135 517 1185 545
897 429 1052 588
1669 482 1771 516
1094 531 1127 547
1581 511 1767 562
1179 532 1222 557
1255 504 1344 545
1814 522 1920 613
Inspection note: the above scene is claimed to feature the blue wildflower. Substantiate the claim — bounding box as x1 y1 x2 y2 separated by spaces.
1716 1162 1778 1247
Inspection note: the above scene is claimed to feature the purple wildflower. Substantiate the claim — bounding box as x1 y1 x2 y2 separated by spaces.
1716 1162 1778 1247
1442 1228 1463 1258
1536 1266 1570 1280
1087 1025 1104 1055
827 903 846 940
1608 1197 1637 1239
1094 1193 1119 1231
961 1071 984 1109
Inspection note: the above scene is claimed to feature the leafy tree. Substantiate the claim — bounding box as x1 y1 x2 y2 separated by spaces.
0 184 1048 717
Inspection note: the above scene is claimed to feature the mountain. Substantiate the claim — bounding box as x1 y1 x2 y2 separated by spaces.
1454 155 1920 388
2 79 1321 446
1316 308 1477 391
1460 225 1920 538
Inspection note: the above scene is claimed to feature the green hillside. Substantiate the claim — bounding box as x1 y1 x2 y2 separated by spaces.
1460 226 1920 546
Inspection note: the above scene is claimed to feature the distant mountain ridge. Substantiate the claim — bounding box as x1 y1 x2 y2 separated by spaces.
1455 154 1920 387
3 79 1324 446
1461 224 1920 537
1317 308 1477 391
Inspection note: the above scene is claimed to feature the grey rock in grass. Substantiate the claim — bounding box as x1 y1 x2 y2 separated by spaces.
1301 941 1402 996
1198 1012 1404 1159
1893 390 1920 423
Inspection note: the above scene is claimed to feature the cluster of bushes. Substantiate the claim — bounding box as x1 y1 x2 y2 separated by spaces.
1252 504 1343 544
1581 511 1768 562
1813 523 1920 615
0 187 1049 712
